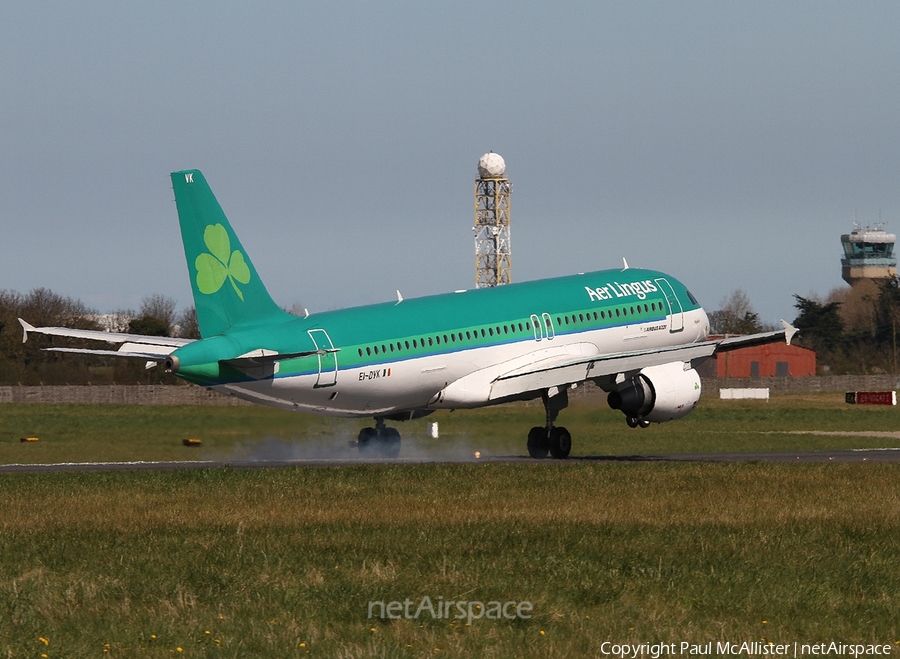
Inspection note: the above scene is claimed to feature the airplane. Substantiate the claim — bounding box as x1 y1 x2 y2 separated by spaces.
19 169 797 459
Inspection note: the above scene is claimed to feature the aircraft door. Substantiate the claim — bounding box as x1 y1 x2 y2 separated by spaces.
530 314 542 341
541 313 555 340
307 329 338 387
654 278 684 333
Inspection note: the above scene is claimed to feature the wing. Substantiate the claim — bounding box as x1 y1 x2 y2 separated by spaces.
486 320 798 402
18 318 194 363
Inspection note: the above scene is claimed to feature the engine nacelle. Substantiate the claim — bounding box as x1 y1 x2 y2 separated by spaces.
607 361 702 423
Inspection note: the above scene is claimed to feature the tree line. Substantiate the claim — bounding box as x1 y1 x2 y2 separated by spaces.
711 279 900 375
0 289 198 385
2 280 896 385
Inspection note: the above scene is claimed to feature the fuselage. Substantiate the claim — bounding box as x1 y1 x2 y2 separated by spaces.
171 267 710 417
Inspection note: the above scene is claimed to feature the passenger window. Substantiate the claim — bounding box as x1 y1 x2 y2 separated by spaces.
451 334 456 343
374 345 379 354
382 344 387 353
525 322 530 331
615 309 620 317
504 326 509 334
366 347 371 356
466 331 471 340
358 348 363 357
444 334 449 343
428 337 433 346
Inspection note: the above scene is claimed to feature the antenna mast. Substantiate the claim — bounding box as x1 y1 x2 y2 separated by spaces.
473 152 511 288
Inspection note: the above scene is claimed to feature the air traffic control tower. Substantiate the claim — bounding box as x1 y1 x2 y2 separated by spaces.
840 223 897 286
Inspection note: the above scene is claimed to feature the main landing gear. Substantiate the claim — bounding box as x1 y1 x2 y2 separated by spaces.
356 418 401 458
526 388 572 459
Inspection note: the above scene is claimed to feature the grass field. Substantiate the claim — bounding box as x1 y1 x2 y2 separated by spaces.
1 393 899 657
2 392 900 464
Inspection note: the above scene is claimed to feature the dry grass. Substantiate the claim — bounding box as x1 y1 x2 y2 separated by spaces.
2 394 900 656
1 463 899 657
3 463 899 531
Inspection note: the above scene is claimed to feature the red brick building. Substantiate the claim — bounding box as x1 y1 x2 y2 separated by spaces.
713 341 816 378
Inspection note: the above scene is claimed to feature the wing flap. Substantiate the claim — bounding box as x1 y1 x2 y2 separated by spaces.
488 321 798 401
44 347 170 361
713 320 798 352
489 342 717 401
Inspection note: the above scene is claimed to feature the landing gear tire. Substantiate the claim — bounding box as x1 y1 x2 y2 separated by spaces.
380 427 401 458
357 427 378 457
548 426 572 459
638 419 651 429
357 426 401 458
527 426 549 459
626 416 639 428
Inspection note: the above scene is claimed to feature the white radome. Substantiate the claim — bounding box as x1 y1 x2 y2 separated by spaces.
478 152 506 178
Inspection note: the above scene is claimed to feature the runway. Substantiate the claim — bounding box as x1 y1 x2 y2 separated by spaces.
1 448 899 473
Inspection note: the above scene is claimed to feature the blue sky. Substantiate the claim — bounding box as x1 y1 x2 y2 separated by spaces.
1 2 898 323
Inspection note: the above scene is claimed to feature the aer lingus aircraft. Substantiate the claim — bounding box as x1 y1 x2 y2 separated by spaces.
20 170 797 458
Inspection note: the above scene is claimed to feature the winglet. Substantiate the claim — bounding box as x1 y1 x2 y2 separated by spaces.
396 290 404 304
18 318 33 344
622 258 629 270
780 319 799 346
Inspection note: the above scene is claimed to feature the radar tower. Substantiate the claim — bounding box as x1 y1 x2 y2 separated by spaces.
473 152 511 288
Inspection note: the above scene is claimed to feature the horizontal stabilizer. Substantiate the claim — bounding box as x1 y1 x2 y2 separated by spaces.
19 318 193 348
222 347 339 368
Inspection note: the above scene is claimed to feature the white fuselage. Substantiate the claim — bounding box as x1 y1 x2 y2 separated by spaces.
214 307 711 418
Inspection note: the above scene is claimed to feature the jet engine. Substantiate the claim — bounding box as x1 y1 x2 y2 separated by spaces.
607 361 702 424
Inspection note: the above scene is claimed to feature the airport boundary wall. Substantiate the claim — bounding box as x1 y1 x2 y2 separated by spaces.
571 376 900 399
0 385 252 406
0 376 898 406
699 375 900 396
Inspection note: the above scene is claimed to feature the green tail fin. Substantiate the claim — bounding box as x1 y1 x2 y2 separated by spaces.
171 170 289 337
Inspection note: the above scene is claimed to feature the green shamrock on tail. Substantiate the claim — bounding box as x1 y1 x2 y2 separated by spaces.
195 224 251 301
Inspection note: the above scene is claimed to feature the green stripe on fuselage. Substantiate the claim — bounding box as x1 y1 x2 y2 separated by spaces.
173 267 700 386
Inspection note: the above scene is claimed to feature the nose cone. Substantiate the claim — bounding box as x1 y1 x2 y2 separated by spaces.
698 308 711 341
